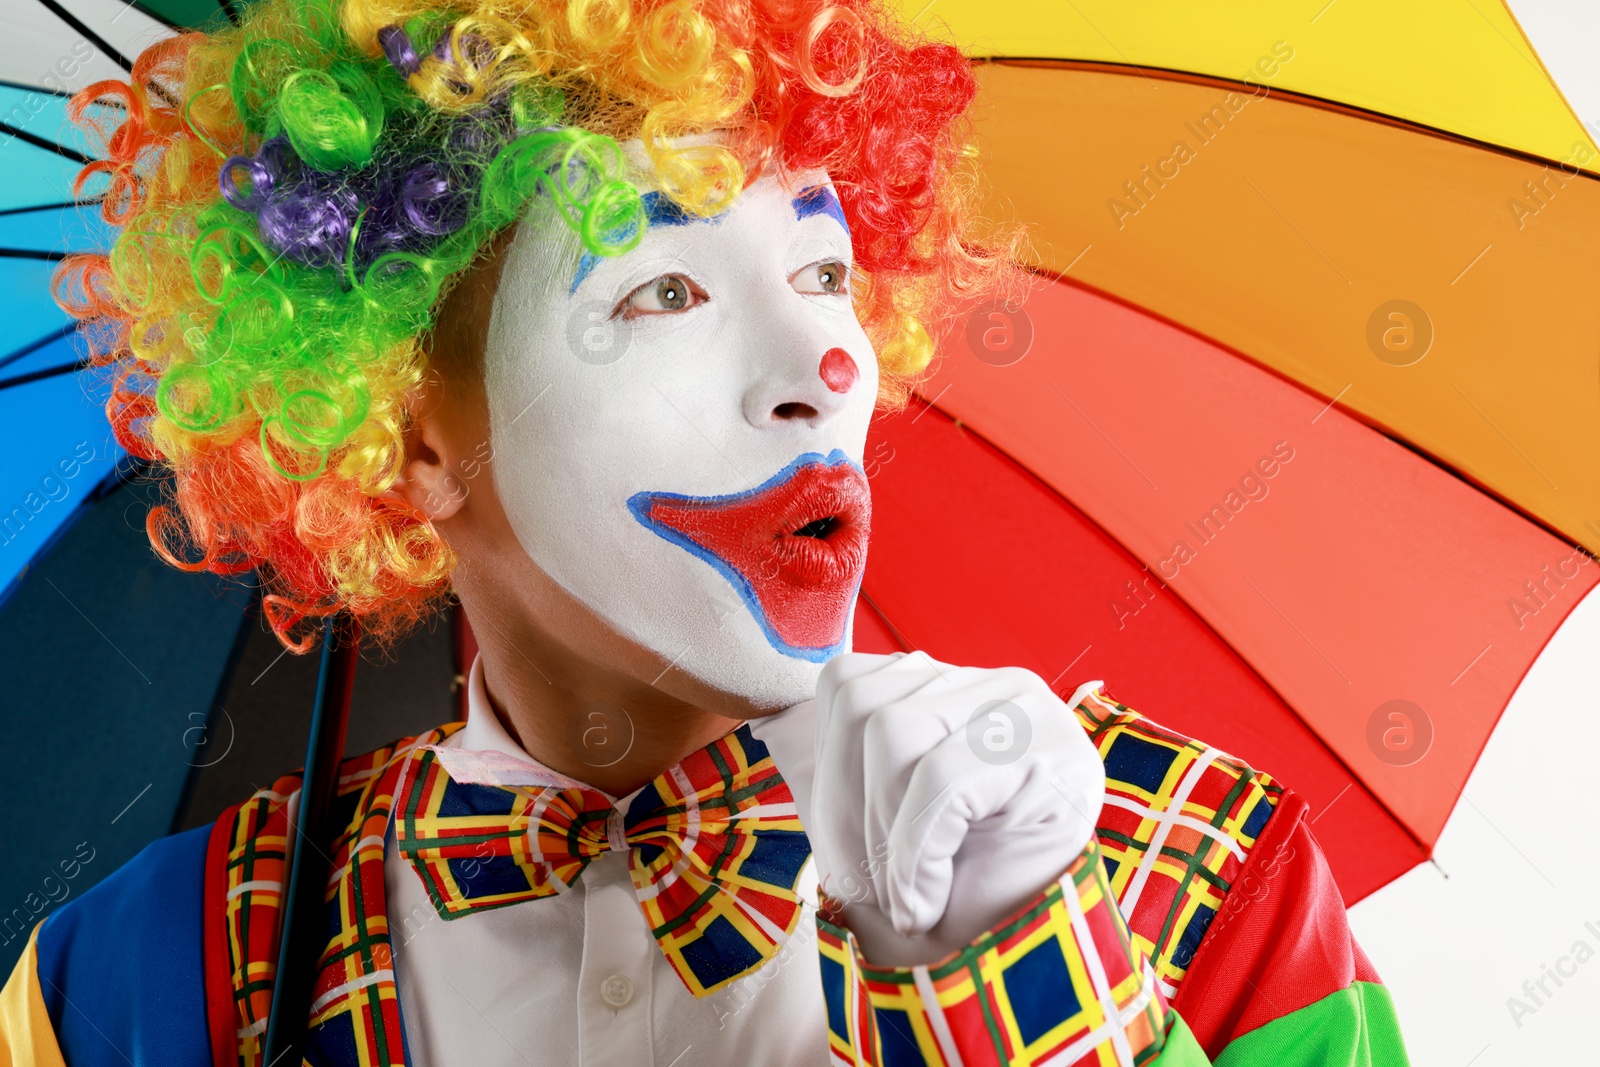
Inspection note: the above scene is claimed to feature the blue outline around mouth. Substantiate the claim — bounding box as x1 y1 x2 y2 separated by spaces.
626 449 865 662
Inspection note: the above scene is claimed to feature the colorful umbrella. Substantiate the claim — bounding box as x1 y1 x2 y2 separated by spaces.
850 2 1598 1062
3 0 1597 1058
842 0 1599 899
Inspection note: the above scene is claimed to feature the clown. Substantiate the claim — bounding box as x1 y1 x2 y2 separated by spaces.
2 1 1407 1065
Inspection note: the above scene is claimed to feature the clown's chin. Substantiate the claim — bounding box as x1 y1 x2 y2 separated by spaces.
717 601 859 714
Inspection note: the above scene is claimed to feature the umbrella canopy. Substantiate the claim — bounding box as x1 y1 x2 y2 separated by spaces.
845 0 1600 901
0 89 124 587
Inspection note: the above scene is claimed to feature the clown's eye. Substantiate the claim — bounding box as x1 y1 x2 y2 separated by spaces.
792 259 850 295
617 273 705 319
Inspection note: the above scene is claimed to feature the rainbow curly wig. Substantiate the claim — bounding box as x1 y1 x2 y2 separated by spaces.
55 0 1022 652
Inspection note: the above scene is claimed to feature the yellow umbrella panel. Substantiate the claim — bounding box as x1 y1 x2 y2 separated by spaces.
899 0 1597 173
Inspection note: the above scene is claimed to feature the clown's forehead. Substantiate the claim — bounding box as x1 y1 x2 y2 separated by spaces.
567 169 851 297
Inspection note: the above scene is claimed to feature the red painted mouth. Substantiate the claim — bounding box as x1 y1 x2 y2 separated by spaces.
627 451 871 658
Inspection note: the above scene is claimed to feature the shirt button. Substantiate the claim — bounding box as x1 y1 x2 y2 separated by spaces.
599 974 634 1008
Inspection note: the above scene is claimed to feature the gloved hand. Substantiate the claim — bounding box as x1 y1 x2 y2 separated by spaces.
797 650 1106 967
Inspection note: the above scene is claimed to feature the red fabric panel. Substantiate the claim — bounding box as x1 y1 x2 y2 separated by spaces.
860 401 1423 902
852 591 908 654
921 278 1595 848
1173 791 1375 1058
203 804 243 1067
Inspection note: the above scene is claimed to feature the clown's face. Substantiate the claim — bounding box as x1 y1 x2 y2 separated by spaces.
480 156 878 710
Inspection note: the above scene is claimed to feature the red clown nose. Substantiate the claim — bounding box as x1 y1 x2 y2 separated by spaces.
819 347 858 393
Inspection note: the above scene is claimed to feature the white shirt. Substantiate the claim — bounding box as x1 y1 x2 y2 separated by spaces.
384 655 829 1067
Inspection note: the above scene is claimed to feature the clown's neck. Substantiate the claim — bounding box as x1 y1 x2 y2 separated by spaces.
467 609 744 797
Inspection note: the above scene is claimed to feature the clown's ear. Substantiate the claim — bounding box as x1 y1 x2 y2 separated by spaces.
393 373 476 522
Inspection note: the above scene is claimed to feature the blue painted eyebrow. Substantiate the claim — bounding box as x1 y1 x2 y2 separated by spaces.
793 185 849 235
569 191 724 296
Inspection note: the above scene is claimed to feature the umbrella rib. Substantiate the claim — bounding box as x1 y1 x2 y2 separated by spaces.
0 324 77 373
855 587 914 654
0 77 127 118
0 357 88 392
0 247 71 261
0 119 94 165
0 76 113 107
989 58 1600 185
34 0 135 72
0 76 74 99
0 197 103 217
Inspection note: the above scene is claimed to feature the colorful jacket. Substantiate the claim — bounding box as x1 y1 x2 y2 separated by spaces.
0 687 1408 1066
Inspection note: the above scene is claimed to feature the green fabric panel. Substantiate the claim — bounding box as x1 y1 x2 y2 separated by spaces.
1152 1012 1213 1065
135 0 236 30
1214 981 1410 1067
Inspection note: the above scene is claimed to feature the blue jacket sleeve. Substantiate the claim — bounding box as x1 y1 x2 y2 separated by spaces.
33 826 213 1067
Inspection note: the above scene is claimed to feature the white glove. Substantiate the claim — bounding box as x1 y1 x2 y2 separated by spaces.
796 650 1107 967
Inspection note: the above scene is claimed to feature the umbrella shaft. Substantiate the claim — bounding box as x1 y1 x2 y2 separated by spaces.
262 614 360 1067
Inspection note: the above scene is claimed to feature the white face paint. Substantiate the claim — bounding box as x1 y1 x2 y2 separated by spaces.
481 148 879 710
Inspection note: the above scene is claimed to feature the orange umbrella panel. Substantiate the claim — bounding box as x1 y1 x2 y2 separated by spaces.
962 61 1600 558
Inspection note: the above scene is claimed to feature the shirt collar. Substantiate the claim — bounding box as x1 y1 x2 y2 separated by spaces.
451 653 622 801
459 652 539 759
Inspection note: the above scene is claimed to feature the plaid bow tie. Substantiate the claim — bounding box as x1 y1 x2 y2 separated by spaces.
394 724 811 997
